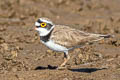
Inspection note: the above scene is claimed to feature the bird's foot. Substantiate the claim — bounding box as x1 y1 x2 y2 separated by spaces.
57 66 67 70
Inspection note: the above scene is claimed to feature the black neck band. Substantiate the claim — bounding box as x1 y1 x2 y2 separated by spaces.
40 29 53 42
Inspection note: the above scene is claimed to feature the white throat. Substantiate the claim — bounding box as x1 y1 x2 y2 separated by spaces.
36 25 54 36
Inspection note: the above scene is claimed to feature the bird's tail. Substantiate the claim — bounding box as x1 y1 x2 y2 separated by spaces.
99 34 114 38
88 34 114 43
68 34 114 51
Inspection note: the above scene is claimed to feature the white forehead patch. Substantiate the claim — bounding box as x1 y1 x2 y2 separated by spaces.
35 22 40 26
40 18 53 24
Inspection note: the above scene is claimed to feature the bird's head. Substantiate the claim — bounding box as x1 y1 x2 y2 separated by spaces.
35 18 54 36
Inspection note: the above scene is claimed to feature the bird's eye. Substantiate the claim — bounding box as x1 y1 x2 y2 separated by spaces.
40 22 47 27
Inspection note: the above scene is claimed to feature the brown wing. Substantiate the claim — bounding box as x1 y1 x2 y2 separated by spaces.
50 25 103 48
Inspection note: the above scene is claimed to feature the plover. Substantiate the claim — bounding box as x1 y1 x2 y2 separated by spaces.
35 17 113 69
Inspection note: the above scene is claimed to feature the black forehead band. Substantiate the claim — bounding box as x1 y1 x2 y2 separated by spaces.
37 19 43 23
37 19 53 25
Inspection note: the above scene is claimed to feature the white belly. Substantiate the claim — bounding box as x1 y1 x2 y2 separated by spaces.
41 40 68 52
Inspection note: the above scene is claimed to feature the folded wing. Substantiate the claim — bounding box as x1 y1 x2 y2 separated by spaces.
50 25 108 48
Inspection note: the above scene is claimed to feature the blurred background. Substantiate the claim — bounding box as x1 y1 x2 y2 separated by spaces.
0 0 120 80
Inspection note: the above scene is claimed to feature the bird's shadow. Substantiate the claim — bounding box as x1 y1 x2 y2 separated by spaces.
35 65 106 73
35 65 57 70
68 68 107 73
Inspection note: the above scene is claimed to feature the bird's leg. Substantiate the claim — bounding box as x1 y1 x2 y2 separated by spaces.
57 51 70 69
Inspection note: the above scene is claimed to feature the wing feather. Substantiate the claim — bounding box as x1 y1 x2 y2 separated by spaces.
50 25 103 48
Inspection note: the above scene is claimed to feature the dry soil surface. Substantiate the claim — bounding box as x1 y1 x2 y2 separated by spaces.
0 0 120 80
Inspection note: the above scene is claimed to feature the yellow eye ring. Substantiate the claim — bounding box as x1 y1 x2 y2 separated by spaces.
40 22 47 27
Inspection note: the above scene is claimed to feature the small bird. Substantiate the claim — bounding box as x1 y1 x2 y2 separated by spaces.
35 17 113 69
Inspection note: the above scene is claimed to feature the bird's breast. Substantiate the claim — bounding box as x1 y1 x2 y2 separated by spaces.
41 40 68 52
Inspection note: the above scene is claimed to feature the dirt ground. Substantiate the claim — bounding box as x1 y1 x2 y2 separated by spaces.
0 0 120 80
